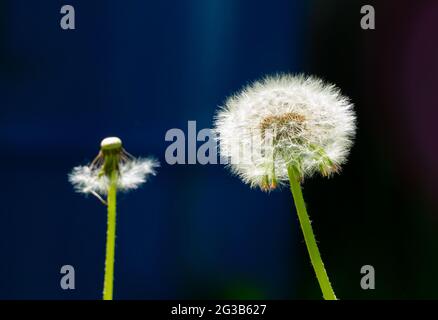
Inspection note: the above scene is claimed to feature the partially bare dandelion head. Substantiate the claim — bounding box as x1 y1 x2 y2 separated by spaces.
214 74 356 191
69 137 159 198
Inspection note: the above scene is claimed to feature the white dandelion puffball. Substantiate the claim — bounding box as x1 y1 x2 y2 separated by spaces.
69 137 159 196
214 74 356 191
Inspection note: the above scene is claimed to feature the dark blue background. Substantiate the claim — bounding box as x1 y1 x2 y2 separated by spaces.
0 0 304 299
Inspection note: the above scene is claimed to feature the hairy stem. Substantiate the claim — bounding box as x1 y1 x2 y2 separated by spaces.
103 170 117 300
287 164 337 300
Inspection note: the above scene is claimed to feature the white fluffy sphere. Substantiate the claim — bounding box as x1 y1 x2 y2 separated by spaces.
214 74 356 191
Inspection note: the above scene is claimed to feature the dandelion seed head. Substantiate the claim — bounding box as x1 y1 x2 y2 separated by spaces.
69 138 159 197
214 74 356 191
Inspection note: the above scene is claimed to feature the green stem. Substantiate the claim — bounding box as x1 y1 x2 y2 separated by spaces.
103 170 117 300
287 164 337 300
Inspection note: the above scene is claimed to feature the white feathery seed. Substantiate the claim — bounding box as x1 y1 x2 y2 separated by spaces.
118 158 159 191
214 74 356 191
69 165 110 195
69 157 159 196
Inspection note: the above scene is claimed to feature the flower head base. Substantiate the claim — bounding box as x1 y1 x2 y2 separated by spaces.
69 137 159 199
101 137 122 151
214 74 356 191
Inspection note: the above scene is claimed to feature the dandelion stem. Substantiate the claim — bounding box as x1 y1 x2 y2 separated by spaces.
103 169 117 300
287 164 337 300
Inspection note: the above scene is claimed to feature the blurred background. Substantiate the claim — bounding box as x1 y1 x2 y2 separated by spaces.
0 0 437 299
